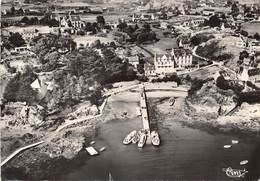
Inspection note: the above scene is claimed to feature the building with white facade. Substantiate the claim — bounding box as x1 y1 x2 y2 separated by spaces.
152 48 193 75
154 54 176 74
249 40 260 54
171 48 193 69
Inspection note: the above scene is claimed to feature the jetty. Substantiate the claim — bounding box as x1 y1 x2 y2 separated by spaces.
139 85 151 144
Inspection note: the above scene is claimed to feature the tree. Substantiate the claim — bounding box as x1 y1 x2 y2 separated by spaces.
96 16 105 27
30 17 39 25
254 33 260 40
10 7 16 15
226 0 233 7
9 32 26 47
231 2 239 17
239 50 249 60
207 15 221 27
143 23 151 32
20 16 30 25
117 21 127 31
3 66 37 104
241 30 248 37
49 19 59 27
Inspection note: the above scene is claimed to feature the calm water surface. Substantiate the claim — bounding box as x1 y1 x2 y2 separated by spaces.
60 118 260 180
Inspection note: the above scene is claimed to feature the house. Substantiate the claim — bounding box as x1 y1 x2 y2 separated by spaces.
248 68 260 82
235 37 247 48
171 48 193 69
152 48 193 75
69 15 85 28
74 36 115 48
154 53 176 74
144 64 156 76
249 40 260 54
12 45 31 54
160 21 169 29
127 55 140 69
202 9 215 16
182 18 205 27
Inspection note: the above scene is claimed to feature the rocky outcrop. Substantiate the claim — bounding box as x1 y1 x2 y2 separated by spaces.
67 101 99 120
41 131 85 159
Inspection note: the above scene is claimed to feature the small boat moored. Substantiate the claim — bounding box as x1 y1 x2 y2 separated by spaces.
123 130 137 145
99 147 106 152
151 131 160 146
138 133 147 148
240 160 248 165
132 131 140 144
232 140 239 144
224 145 232 149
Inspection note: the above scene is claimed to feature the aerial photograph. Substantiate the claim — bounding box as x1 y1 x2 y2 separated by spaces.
0 0 260 180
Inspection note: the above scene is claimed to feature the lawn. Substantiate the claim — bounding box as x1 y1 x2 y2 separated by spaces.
242 21 260 35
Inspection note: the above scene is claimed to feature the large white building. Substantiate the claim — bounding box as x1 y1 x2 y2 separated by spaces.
153 48 193 75
154 54 176 74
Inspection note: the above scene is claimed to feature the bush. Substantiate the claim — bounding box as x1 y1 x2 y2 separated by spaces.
188 79 204 96
3 66 37 104
216 75 244 94
150 74 181 85
238 91 260 105
190 34 214 46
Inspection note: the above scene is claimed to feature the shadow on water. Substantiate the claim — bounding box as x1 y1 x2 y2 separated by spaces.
245 140 260 180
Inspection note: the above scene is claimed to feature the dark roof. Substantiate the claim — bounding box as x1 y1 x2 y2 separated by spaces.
248 68 260 76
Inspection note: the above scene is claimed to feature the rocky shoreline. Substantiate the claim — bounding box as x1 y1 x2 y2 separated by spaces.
149 97 260 137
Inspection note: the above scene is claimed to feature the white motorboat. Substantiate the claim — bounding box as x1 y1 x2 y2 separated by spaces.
151 131 160 146
232 140 239 144
132 131 140 144
224 145 232 149
99 147 106 152
138 133 147 148
123 130 137 145
240 160 248 165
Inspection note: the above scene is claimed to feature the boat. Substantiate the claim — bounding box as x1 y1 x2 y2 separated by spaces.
151 131 160 146
109 172 113 181
240 160 248 165
99 147 106 152
85 146 98 156
132 131 140 144
232 140 239 144
123 130 137 145
224 145 232 149
138 133 147 148
90 141 95 145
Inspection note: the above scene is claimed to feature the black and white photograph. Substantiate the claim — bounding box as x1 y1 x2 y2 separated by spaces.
0 0 260 180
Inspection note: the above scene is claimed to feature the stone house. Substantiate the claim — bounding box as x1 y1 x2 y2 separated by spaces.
249 40 260 54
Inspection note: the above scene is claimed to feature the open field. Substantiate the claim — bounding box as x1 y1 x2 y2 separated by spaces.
242 21 260 35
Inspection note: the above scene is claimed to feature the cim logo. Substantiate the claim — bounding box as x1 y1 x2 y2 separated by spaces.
223 167 248 178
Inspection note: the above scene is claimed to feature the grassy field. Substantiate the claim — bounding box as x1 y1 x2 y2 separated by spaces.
242 21 260 35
